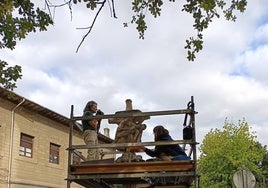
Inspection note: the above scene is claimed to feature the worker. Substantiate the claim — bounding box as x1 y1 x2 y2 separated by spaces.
139 125 191 161
82 100 104 160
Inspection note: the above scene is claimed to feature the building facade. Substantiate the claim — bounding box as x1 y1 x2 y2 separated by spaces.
0 87 113 188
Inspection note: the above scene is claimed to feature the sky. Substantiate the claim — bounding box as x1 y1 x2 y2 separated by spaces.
1 0 268 157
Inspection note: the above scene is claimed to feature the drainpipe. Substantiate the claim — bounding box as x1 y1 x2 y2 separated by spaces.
7 98 25 188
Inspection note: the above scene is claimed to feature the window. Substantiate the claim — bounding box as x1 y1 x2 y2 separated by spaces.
19 133 34 158
49 143 60 164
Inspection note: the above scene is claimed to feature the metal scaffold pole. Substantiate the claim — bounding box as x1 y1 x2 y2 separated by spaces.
67 105 74 188
190 96 199 188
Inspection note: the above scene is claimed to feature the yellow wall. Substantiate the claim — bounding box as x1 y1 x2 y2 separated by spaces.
0 98 113 188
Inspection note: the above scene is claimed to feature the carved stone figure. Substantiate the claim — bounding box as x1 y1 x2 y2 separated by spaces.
108 99 149 162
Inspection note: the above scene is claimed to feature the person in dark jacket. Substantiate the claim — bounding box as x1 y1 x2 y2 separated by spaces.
82 100 104 160
140 125 190 161
82 100 104 133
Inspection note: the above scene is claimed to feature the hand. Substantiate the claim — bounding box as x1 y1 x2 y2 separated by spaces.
129 146 146 152
96 109 104 115
139 146 146 151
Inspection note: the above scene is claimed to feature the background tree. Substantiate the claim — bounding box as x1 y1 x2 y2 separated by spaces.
258 147 268 187
198 119 267 187
1 0 247 90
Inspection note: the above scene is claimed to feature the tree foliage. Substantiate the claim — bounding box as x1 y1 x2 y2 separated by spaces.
1 0 247 90
198 119 267 187
259 148 268 186
0 0 53 90
0 60 22 90
0 0 52 49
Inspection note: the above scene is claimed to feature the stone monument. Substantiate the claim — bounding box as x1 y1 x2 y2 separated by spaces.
109 99 149 162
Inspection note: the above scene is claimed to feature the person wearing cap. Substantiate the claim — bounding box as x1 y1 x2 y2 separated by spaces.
82 100 104 160
138 125 191 161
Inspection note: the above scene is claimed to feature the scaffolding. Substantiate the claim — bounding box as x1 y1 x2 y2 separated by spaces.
66 96 199 188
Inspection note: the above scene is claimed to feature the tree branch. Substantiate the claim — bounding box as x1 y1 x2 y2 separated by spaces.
75 0 106 53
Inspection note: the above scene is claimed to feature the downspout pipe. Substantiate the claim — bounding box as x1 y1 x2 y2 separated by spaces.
7 98 25 188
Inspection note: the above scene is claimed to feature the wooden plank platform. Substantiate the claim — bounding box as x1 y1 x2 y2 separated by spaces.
68 161 195 187
70 160 195 175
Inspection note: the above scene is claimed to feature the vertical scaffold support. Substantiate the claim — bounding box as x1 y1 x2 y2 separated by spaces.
67 105 74 188
190 96 199 188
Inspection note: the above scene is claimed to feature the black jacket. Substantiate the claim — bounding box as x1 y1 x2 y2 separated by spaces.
145 134 187 158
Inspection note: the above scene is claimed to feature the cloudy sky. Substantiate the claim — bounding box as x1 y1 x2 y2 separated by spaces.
2 0 268 155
